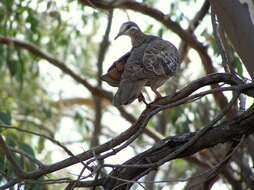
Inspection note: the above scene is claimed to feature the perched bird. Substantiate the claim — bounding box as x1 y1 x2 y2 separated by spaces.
103 21 180 106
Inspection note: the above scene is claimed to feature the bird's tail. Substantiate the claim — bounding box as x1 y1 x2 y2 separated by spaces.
113 80 145 106
101 73 119 87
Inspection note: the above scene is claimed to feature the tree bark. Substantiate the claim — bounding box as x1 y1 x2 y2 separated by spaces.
210 0 254 79
103 105 254 189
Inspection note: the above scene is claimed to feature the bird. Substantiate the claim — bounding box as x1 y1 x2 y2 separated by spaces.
102 21 180 106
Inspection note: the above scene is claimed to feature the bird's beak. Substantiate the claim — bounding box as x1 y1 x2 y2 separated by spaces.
114 32 122 40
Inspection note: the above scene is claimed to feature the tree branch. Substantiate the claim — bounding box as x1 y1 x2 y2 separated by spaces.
103 104 254 189
211 7 231 73
91 10 113 147
0 73 249 182
179 0 210 62
0 36 112 100
0 135 26 178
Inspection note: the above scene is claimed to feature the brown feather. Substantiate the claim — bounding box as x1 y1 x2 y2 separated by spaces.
102 21 180 106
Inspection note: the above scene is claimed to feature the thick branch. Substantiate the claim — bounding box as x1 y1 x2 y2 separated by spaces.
4 73 250 181
103 105 254 189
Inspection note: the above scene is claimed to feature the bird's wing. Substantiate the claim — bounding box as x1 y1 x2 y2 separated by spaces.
101 73 120 87
107 51 131 72
143 39 179 76
102 51 131 87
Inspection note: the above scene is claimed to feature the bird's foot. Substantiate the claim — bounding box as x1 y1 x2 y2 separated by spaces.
155 95 162 101
138 94 150 108
152 93 162 105
148 95 164 109
151 88 162 101
148 102 162 108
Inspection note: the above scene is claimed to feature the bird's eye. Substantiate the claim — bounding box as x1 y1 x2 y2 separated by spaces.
125 25 131 30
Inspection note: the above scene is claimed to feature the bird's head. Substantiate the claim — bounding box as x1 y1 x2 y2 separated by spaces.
114 21 141 40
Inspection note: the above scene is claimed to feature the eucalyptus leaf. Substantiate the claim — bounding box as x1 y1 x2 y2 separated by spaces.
0 111 11 125
19 143 35 158
234 56 243 76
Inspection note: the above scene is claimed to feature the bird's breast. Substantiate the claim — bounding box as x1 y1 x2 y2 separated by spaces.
126 44 147 65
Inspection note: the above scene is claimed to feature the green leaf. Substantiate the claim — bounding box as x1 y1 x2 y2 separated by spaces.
0 111 11 125
37 137 45 154
170 108 181 125
25 180 45 190
6 135 16 147
175 159 186 170
0 154 5 181
174 159 187 176
19 143 35 158
234 57 243 76
144 24 153 33
210 37 220 56
3 0 14 12
0 46 4 70
0 155 5 171
0 4 6 22
158 28 164 38
7 60 19 77
201 29 209 38
26 11 39 33
15 153 24 171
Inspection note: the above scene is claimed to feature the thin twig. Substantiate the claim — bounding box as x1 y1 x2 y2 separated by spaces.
179 0 210 62
0 178 20 190
9 147 45 168
0 125 93 173
211 7 230 73
91 9 113 147
0 135 27 178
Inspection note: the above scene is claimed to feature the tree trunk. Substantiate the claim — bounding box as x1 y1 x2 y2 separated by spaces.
209 0 254 79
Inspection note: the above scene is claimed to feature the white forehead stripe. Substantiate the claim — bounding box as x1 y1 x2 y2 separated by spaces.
119 23 139 33
128 26 139 31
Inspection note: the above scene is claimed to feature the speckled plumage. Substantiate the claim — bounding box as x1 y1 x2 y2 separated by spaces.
102 21 180 106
